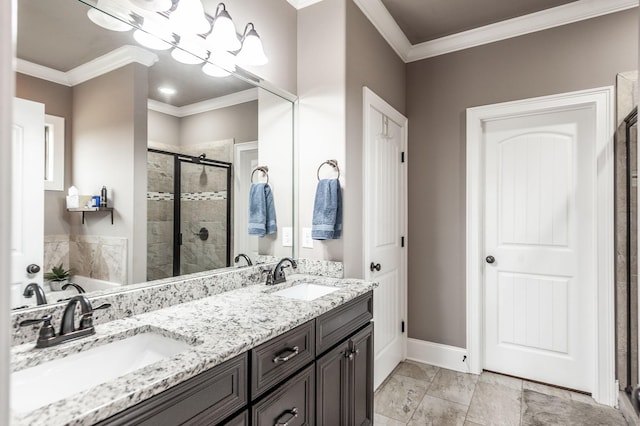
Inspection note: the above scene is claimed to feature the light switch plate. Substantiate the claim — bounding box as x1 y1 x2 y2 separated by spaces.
282 227 293 247
302 227 313 248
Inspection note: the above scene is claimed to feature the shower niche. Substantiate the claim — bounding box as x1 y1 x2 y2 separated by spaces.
147 149 231 281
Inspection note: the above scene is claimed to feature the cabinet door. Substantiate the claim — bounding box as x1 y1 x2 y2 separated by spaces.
350 323 373 426
316 340 350 426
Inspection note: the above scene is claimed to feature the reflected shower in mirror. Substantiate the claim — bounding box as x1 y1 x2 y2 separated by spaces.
11 0 294 309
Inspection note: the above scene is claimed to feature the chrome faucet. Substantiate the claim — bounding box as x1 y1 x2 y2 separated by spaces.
19 295 111 348
234 253 253 266
270 257 298 285
23 283 48 305
61 282 86 294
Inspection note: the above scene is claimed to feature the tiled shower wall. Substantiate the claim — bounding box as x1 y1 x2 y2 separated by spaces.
147 140 233 281
615 71 638 392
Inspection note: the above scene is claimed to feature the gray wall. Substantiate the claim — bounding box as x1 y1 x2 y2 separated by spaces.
180 101 258 146
72 63 149 284
15 73 72 236
406 9 639 347
344 0 406 279
148 109 180 146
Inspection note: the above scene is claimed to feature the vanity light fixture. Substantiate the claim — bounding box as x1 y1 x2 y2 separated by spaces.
129 0 172 12
133 16 174 50
202 50 235 77
87 0 132 32
202 63 230 78
168 0 211 35
206 3 241 53
171 35 208 65
236 23 268 66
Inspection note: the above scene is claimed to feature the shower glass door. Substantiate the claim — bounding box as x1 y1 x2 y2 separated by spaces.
147 151 175 281
178 158 231 275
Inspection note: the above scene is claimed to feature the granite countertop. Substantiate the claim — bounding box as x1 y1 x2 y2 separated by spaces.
10 274 377 426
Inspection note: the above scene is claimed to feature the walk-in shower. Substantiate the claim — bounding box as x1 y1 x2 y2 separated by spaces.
147 149 231 281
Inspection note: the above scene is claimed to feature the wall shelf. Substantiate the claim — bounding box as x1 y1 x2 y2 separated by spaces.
67 207 114 224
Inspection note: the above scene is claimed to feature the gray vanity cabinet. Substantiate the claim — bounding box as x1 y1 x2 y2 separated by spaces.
316 323 373 426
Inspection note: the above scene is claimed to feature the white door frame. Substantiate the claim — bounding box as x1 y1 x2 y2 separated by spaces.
363 86 408 367
466 86 616 406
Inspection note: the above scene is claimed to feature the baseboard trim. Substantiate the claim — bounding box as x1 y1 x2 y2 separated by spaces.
406 338 471 374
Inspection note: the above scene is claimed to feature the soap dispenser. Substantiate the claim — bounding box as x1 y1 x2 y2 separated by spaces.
101 186 107 207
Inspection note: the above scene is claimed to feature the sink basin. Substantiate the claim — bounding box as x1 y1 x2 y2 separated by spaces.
11 332 191 414
273 283 339 301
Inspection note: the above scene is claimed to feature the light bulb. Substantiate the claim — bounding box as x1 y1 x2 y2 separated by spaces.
202 63 230 77
169 0 211 35
206 4 240 52
133 16 174 50
87 0 132 32
171 36 208 65
129 0 172 12
236 24 268 66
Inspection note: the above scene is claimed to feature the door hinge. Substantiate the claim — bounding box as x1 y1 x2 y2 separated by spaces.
401 321 405 333
401 236 405 247
401 152 405 163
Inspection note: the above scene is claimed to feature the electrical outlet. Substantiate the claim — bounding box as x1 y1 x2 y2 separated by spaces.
302 227 313 248
282 227 293 247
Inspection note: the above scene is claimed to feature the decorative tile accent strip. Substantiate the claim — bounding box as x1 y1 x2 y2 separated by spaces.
147 191 174 201
181 191 227 201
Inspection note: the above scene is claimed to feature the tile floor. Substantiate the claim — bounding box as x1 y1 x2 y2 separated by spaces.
374 361 628 425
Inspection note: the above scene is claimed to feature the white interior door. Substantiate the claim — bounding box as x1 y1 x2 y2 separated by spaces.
234 141 259 261
12 98 45 307
484 106 595 392
364 87 407 390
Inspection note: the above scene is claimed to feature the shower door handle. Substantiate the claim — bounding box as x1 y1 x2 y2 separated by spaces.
179 233 183 245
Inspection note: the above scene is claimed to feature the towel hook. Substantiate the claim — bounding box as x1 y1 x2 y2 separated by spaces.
251 166 269 184
317 160 340 181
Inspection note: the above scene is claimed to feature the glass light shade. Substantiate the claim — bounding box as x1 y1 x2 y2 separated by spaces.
236 27 268 66
202 63 230 77
171 36 208 64
87 0 132 32
208 50 236 72
134 17 174 50
169 0 211 35
129 0 172 12
207 6 240 52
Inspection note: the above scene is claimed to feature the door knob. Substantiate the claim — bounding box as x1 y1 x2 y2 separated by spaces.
370 262 381 272
26 264 40 274
485 256 495 264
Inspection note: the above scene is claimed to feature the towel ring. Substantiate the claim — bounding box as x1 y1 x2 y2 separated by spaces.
251 166 269 184
317 160 340 181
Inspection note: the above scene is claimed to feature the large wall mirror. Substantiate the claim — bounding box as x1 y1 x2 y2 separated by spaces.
11 0 295 309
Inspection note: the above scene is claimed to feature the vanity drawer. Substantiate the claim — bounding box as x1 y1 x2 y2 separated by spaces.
251 321 315 398
251 364 315 426
316 291 373 355
221 410 248 426
97 353 247 426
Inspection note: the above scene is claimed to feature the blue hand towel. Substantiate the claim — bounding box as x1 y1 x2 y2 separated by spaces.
312 178 342 240
248 183 277 237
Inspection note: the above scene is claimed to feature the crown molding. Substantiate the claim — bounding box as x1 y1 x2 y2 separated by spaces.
15 59 71 86
352 0 638 63
286 0 324 9
67 45 158 85
352 0 411 61
15 45 158 86
406 0 639 62
148 88 259 118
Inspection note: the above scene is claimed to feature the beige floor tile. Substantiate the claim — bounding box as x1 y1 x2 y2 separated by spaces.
394 360 440 383
479 371 522 391
374 413 406 426
375 375 429 423
466 381 521 426
407 395 468 426
522 381 571 400
426 368 479 406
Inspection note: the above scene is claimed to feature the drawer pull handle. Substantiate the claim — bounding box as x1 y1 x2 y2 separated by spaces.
273 346 299 363
275 407 298 426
